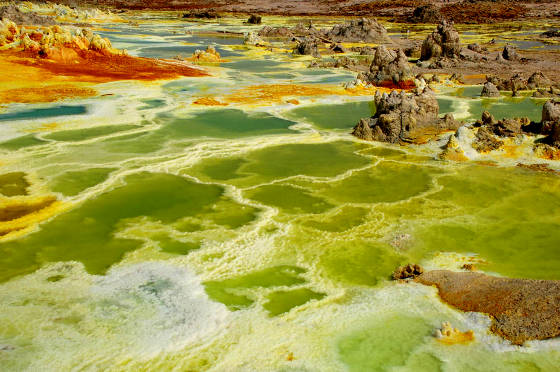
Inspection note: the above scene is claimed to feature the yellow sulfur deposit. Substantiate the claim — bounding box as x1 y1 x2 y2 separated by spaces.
434 321 475 345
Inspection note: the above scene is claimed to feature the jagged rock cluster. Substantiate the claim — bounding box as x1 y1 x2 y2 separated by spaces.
420 20 461 61
441 99 560 161
324 18 390 43
356 45 415 88
0 4 55 25
499 44 518 61
0 19 112 56
191 45 222 63
392 264 424 280
542 29 560 38
293 37 320 57
541 100 560 148
308 56 360 70
247 14 262 24
484 72 558 97
258 22 322 39
481 82 500 97
352 88 459 143
408 5 442 23
417 20 500 68
243 31 265 46
182 10 221 19
259 18 389 44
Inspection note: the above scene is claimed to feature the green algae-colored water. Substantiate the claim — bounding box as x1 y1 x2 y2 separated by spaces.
1 14 560 372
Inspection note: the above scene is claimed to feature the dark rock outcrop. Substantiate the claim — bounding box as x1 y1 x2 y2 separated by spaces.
182 10 221 19
392 264 424 280
467 43 483 53
408 5 442 24
293 37 320 57
420 20 461 61
259 18 388 44
533 88 560 99
357 45 415 88
486 74 527 93
480 110 496 126
416 270 560 345
442 102 560 160
308 56 366 70
247 14 262 24
487 73 555 94
352 45 376 55
501 44 518 61
352 88 460 143
258 25 293 38
516 163 555 173
330 43 347 53
481 82 500 97
352 118 374 141
0 5 55 25
542 100 560 123
527 72 552 89
541 29 560 38
491 117 529 137
542 100 560 148
473 126 504 152
325 18 389 43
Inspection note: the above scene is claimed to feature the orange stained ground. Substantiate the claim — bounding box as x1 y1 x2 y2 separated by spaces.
0 48 208 103
193 97 229 106
0 85 97 104
14 48 208 83
223 83 385 106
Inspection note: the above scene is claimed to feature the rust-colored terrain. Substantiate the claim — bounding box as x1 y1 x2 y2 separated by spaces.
0 20 207 104
417 270 560 345
53 0 560 22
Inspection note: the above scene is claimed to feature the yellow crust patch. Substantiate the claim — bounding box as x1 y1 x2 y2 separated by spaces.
193 97 229 106
434 321 475 345
0 195 69 240
223 84 385 106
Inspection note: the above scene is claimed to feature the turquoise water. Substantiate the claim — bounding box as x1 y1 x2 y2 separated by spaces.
286 101 375 129
0 105 87 121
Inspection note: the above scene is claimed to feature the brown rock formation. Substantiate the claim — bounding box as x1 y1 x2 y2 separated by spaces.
392 264 424 280
325 18 389 43
0 4 55 26
352 88 460 143
542 100 560 148
293 37 320 57
247 14 262 24
527 72 553 89
416 270 560 345
501 44 518 61
182 10 221 19
420 20 461 61
357 45 415 89
473 126 504 152
407 4 442 24
480 82 500 98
